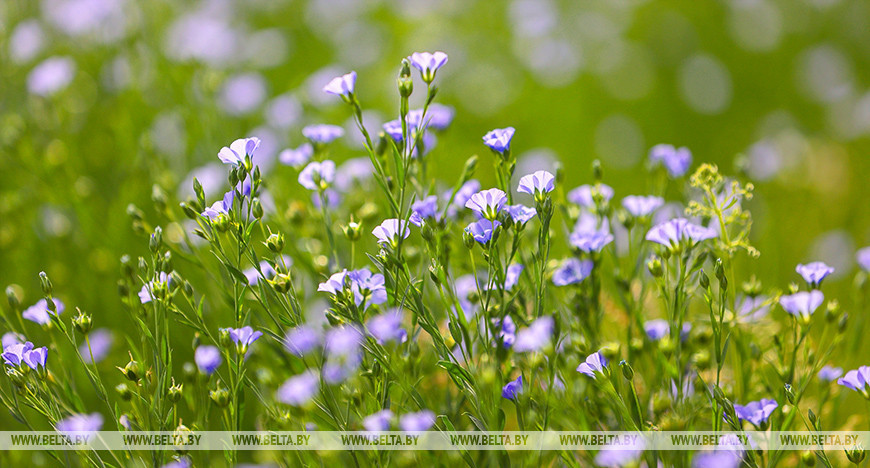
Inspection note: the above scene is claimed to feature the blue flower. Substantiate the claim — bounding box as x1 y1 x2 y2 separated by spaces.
505 204 537 225
465 188 507 220
78 328 112 364
323 326 364 384
645 218 717 247
552 258 593 286
367 309 407 345
225 326 263 351
56 413 103 434
644 319 691 342
194 345 222 375
202 190 234 220
302 124 344 144
493 315 516 348
569 230 613 253
426 104 455 130
568 184 614 208
513 316 554 353
576 351 608 378
298 160 336 191
399 410 435 431
733 398 778 427
838 366 870 395
277 371 319 406
465 219 501 244
445 179 481 218
482 127 515 153
622 195 664 218
779 290 824 322
818 365 843 383
408 51 448 82
409 195 440 226
650 144 692 177
381 119 404 142
22 298 64 325
322 71 356 98
363 410 393 431
795 261 834 287
284 325 320 357
692 449 742 468
594 438 645 467
217 137 260 167
279 143 313 167
504 263 524 291
858 246 870 272
501 375 523 400
517 170 555 199
2 341 47 370
736 295 770 323
372 219 411 246
348 269 388 307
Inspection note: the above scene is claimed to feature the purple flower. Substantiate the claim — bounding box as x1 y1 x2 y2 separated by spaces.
622 195 664 218
568 184 614 208
838 366 870 394
22 298 65 325
733 399 778 427
692 450 742 468
465 219 501 244
284 326 320 357
399 410 436 431
408 51 448 82
79 329 112 364
323 326 364 383
482 127 515 153
277 371 320 406
517 170 555 198
426 104 455 130
323 71 356 98
505 264 524 291
644 320 691 342
505 204 537 225
445 179 481 218
857 247 870 271
138 272 170 304
382 119 404 142
494 315 516 348
244 258 291 286
279 143 313 167
367 310 407 345
577 351 608 378
2 332 23 348
818 365 843 383
160 458 191 468
194 345 222 375
502 375 523 400
298 160 336 191
736 295 770 323
552 258 593 286
28 56 75 96
225 326 263 350
217 137 260 167
372 219 411 246
348 269 388 307
645 218 717 247
465 188 508 220
779 290 824 321
318 270 349 295
335 157 373 191
569 230 613 253
2 341 47 369
796 262 834 286
410 196 439 226
513 316 554 353
202 190 234 220
302 124 344 144
594 439 645 467
650 144 692 177
363 410 393 431
56 413 103 434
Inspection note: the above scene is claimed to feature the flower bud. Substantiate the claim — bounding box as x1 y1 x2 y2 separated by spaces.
825 300 841 323
151 185 168 212
118 355 141 382
168 379 183 403
270 273 292 294
73 308 93 334
742 276 762 297
266 232 285 253
693 350 711 370
448 320 463 346
219 328 232 348
343 221 362 242
251 198 264 220
592 160 603 182
647 257 663 278
801 451 815 466
699 270 710 289
127 203 144 221
784 383 796 404
182 362 197 383
193 178 205 207
210 387 230 407
180 202 199 220
150 227 163 253
462 230 476 250
115 383 133 401
846 445 866 465
39 271 53 296
620 360 634 380
6 286 20 310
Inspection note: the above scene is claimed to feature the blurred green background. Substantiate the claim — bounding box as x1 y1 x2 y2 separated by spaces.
2 0 870 376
